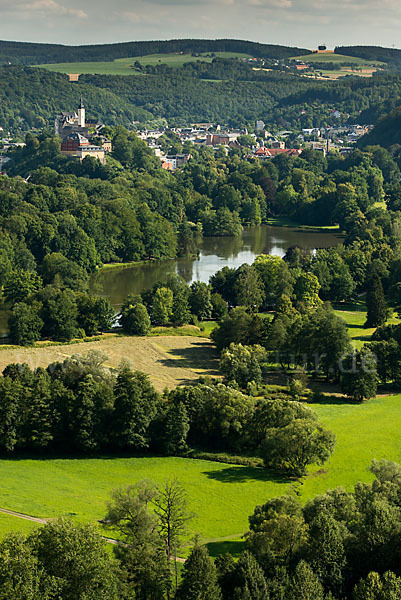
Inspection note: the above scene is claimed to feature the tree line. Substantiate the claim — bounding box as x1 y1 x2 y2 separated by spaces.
0 351 336 477
0 39 309 65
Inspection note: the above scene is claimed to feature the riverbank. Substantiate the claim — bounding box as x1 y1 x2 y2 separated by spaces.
266 216 341 233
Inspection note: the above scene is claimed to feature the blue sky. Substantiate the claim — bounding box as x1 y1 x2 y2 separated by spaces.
0 0 400 49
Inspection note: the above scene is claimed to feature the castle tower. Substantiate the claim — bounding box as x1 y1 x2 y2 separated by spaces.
78 96 85 128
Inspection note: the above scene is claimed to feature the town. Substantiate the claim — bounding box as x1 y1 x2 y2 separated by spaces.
0 98 373 173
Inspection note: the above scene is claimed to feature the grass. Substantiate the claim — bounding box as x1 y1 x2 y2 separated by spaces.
302 393 401 500
2 392 401 551
0 513 40 538
334 304 400 350
35 52 251 76
0 455 289 549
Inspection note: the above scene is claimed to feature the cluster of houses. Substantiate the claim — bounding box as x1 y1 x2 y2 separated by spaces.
136 120 373 167
0 101 374 176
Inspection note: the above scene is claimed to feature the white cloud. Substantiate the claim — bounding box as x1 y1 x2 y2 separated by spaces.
118 10 142 24
18 0 87 18
249 0 292 6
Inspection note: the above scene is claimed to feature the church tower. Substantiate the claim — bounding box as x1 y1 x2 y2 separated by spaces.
78 96 85 128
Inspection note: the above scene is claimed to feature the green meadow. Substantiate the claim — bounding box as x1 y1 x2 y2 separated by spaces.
35 52 251 76
1 391 401 553
334 304 399 349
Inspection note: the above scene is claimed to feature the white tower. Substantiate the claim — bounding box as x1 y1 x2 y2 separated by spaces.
78 96 85 128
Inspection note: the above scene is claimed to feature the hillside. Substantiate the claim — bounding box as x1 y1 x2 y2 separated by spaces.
0 66 152 130
335 45 401 64
359 104 401 148
4 64 401 133
0 38 310 65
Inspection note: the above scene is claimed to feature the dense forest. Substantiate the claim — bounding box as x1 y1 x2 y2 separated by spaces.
0 38 309 65
0 66 152 131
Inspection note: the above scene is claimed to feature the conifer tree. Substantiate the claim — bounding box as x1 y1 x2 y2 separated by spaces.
70 374 97 451
0 377 21 452
177 542 222 600
26 369 54 449
287 560 324 600
232 551 269 600
112 365 159 449
365 275 388 328
163 400 189 455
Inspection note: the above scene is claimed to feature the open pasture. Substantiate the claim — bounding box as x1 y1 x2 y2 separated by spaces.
334 305 399 349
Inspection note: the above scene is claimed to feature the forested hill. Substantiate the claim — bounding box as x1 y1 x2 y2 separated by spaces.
335 45 401 64
0 38 310 65
359 105 401 148
5 64 401 133
0 66 152 130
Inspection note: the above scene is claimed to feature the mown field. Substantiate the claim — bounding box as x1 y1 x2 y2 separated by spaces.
35 52 252 76
0 332 218 392
292 52 384 79
0 392 401 555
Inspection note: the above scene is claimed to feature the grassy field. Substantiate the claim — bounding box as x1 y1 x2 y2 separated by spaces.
0 513 41 538
334 303 399 350
35 52 251 76
0 303 399 549
1 392 401 552
292 52 384 79
0 455 289 551
0 333 218 392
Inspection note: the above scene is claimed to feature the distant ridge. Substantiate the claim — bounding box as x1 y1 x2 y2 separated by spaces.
335 45 401 63
0 38 310 65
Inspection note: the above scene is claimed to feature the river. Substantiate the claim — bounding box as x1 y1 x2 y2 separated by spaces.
89 225 343 310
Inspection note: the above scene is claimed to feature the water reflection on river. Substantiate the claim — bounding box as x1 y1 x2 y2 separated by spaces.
90 225 343 309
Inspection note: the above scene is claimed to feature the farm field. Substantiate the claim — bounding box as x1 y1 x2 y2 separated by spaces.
0 333 218 392
35 52 252 76
0 393 401 552
293 52 383 65
292 52 384 79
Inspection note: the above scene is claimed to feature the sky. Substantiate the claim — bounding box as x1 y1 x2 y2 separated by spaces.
1 0 401 49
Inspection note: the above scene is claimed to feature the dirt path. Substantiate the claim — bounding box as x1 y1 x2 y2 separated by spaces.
0 507 49 524
0 507 186 561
